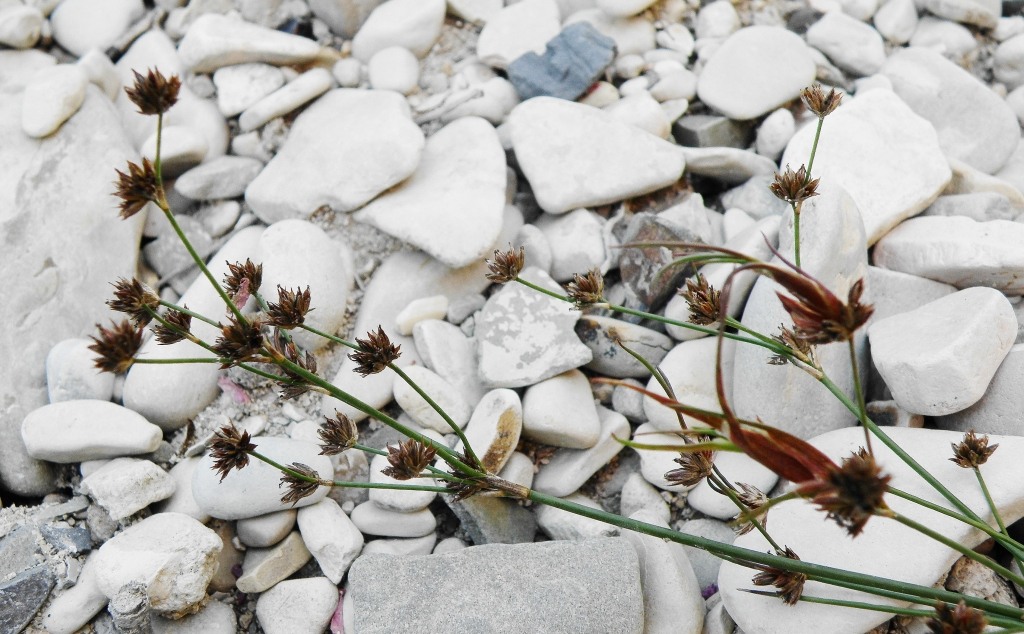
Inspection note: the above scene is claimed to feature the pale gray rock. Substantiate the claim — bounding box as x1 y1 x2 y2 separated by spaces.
599 0 658 17
925 0 999 28
361 534 437 556
456 388 522 473
533 208 607 282
644 338 735 432
680 146 778 183
884 47 1019 174
676 518 736 590
77 49 120 100
40 553 109 634
93 513 221 618
237 509 297 548
944 157 1024 208
509 97 686 214
937 344 1024 435
522 369 602 448
21 400 162 463
368 453 436 512
755 108 796 160
605 91 672 139
720 175 788 219
393 365 472 433
697 26 815 120
350 501 437 537
996 34 1024 90
873 216 1024 294
477 0 560 69
498 451 535 490
46 338 115 403
686 451 778 520
633 423 695 492
781 88 950 245
238 67 334 133
620 472 671 524
356 117 506 268
178 13 329 74
806 11 886 76
514 224 554 275
21 64 87 139
945 556 1018 606
0 4 42 49
155 456 208 522
869 287 1016 415
246 89 424 224
866 266 956 323
477 267 592 387
213 63 285 118
151 600 236 634
192 436 333 520
50 0 144 57
309 0 381 38
80 458 176 520
351 0 446 61
578 315 674 378
174 156 264 201
696 0 741 39
367 46 419 94
256 577 338 634
563 9 656 55
874 0 918 44
412 319 486 407
612 378 647 422
533 406 630 497
350 539 643 632
922 192 1016 222
910 16 978 59
236 531 311 594
296 498 363 583
536 492 621 540
444 493 538 544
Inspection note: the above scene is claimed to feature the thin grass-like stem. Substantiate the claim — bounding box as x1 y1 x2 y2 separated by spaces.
847 338 873 457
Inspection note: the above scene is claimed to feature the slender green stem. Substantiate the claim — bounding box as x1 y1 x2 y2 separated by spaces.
134 357 220 364
390 365 482 469
249 451 448 493
805 117 825 177
158 300 220 328
847 337 873 457
975 467 1024 575
792 202 801 268
299 324 357 350
154 113 164 190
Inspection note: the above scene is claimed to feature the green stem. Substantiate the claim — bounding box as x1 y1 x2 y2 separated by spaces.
299 324 358 350
975 467 1024 575
158 300 220 328
805 117 825 177
390 365 482 469
847 337 873 457
154 113 164 190
249 451 448 493
133 357 220 364
792 202 801 268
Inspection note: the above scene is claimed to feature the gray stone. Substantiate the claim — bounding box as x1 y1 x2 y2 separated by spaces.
177 13 329 73
236 531 311 594
237 509 297 548
944 556 1018 606
532 406 630 497
444 495 538 544
680 147 779 184
563 9 656 56
80 458 176 520
212 63 285 118
865 266 956 323
296 498 364 584
612 378 647 422
533 208 607 283
174 156 264 201
0 565 54 634
620 471 670 523
577 315 674 378
142 215 213 282
922 192 1016 221
21 400 163 463
866 400 924 428
936 343 1024 434
673 114 755 149
256 577 338 634
676 518 736 590
720 175 788 219
350 539 644 633
0 526 42 582
46 338 116 403
39 524 92 556
308 0 381 39
618 212 700 312
507 22 617 102
926 0 1000 28
806 11 886 76
151 599 236 634
413 319 486 408
522 369 602 448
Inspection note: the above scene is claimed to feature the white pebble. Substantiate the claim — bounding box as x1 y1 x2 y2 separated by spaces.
396 295 449 335
393 365 472 433
80 458 176 520
367 46 420 94
21 400 162 463
296 498 364 583
332 57 363 87
46 338 115 403
256 577 338 634
350 501 437 537
237 509 297 548
21 64 87 138
239 67 334 133
0 4 42 49
522 369 601 448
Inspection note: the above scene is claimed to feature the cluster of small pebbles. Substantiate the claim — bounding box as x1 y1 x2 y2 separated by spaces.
4 0 1024 632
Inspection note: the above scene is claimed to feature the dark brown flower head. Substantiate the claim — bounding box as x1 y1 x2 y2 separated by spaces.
153 307 193 345
209 425 257 482
566 268 605 309
768 323 816 366
270 331 318 399
107 277 160 326
267 285 312 329
797 448 890 537
777 277 873 345
733 482 770 536
223 259 263 307
950 431 998 469
681 274 721 326
381 438 437 480
279 462 323 505
751 547 807 606
124 67 181 116
485 245 525 284
318 411 358 455
769 164 820 206
89 319 143 374
801 84 842 118
212 316 264 368
446 476 490 502
113 158 159 220
665 437 716 487
349 326 401 377
927 600 987 634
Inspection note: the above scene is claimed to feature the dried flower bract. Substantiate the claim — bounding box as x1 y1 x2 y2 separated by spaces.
280 462 322 505
485 245 525 284
769 165 820 206
797 448 890 537
566 268 605 309
153 307 193 345
212 316 264 368
209 425 257 482
107 278 160 326
113 159 159 220
751 547 807 606
349 326 401 377
733 483 770 536
267 286 312 329
382 438 437 480
681 274 721 326
801 84 842 118
777 277 873 345
223 259 262 307
768 324 816 367
664 437 716 487
271 331 318 399
927 600 987 634
89 319 142 374
124 67 181 116
319 411 358 455
950 431 998 469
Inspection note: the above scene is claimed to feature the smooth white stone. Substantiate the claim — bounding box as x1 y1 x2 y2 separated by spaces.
453 388 522 474
781 88 950 245
873 0 918 44
355 117 506 268
514 224 554 275
697 26 815 120
368 453 436 512
910 16 977 59
873 216 1024 293
755 108 795 160
76 49 120 100
945 157 1024 207
238 67 333 132
0 4 42 49
140 125 208 174
178 13 328 74
806 11 886 76
81 458 176 520
523 369 602 449
351 0 446 61
536 492 620 539
193 437 333 520
46 338 115 403
174 155 264 201
643 339 735 432
413 319 486 408
236 531 312 593
604 91 671 139
676 518 736 590
534 208 607 282
925 0 999 28
533 406 630 497
937 344 1024 435
448 0 503 23
296 498 364 583
50 0 143 57
565 8 656 55
396 296 449 336
720 427 1024 634
213 63 285 118
657 23 695 57
439 76 521 125
866 266 956 323
40 553 108 634
868 287 1016 415
256 577 339 634
393 365 472 433
350 501 437 538
155 457 209 522
509 96 685 214
996 34 1024 89
680 146 778 183
433 537 469 554
598 0 658 16
477 0 560 69
360 533 437 556
578 315 673 378
620 472 671 524
686 452 778 519
151 600 236 634
649 69 697 102
367 46 419 94
331 57 363 87
259 219 354 351
21 400 161 463
237 509 297 548
696 0 740 39
21 64 87 139
498 451 536 490
247 89 423 223
307 0 382 39
633 423 693 492
93 513 221 617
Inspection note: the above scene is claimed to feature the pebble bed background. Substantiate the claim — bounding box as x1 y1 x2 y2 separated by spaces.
3 0 1024 632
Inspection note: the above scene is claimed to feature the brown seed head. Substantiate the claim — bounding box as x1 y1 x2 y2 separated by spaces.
768 323 817 367
270 331 318 399
209 425 257 482
797 448 890 537
950 431 998 469
318 411 358 455
485 245 525 284
681 274 721 326
751 546 807 606
446 477 490 502
566 268 605 309
212 316 264 368
733 483 770 536
124 67 181 116
89 319 143 374
107 278 160 326
769 164 820 206
223 259 263 306
927 600 987 634
153 307 193 345
279 462 323 505
801 84 842 118
381 438 437 480
664 437 716 487
777 277 873 345
267 285 312 329
113 158 159 220
349 326 401 377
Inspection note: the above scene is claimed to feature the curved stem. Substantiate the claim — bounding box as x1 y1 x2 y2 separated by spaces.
847 337 873 457
299 323 357 350
792 202 802 268
975 467 1024 575
390 365 482 469
158 300 220 328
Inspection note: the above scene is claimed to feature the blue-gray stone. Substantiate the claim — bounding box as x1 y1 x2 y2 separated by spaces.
443 495 537 544
507 22 616 102
0 565 55 634
0 527 41 582
672 114 755 149
39 524 92 555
